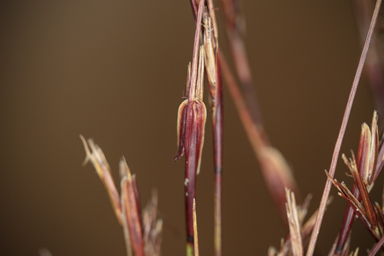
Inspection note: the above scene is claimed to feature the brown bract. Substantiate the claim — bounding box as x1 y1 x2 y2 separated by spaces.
142 190 163 256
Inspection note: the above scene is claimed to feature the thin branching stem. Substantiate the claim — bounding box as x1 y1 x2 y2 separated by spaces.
306 1 382 255
188 0 205 101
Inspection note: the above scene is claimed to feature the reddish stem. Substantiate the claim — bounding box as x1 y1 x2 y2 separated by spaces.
189 1 223 254
188 0 205 101
213 54 223 256
335 185 360 254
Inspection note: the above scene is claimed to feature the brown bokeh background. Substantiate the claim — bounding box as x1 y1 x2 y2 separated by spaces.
1 1 383 255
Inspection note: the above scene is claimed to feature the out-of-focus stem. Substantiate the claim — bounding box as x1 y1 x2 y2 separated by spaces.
218 0 301 222
221 53 298 221
352 0 384 115
219 0 264 127
306 1 382 255
220 53 267 150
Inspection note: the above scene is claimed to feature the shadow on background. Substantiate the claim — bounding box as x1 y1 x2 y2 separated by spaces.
0 1 381 255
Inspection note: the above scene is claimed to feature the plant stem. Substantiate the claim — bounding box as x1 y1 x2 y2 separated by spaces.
334 185 360 254
189 1 223 254
185 2 205 256
213 53 223 256
188 0 205 102
220 53 267 150
219 0 264 127
306 1 382 255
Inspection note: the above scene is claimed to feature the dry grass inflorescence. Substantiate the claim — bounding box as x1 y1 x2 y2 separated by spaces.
79 0 384 255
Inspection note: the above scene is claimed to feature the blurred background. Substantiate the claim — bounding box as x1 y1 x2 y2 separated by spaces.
0 1 382 255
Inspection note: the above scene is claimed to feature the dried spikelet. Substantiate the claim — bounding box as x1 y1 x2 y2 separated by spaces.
120 159 145 256
349 248 359 256
80 135 122 224
203 10 217 95
329 112 384 254
268 194 327 256
143 190 163 256
285 188 303 256
342 153 378 229
356 111 378 190
268 247 276 256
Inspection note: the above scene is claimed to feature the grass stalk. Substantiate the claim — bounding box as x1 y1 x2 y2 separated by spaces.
188 1 223 255
306 0 382 255
204 1 223 255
